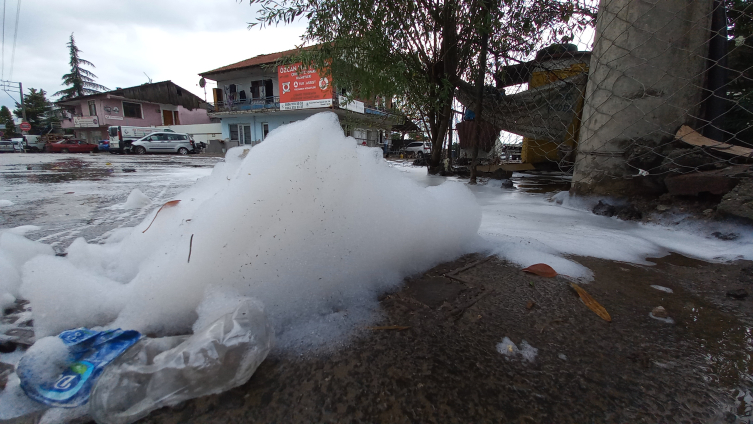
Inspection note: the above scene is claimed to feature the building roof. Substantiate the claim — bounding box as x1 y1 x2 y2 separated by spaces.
199 47 307 78
56 81 208 110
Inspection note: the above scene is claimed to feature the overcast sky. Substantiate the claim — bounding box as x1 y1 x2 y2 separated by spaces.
0 0 307 111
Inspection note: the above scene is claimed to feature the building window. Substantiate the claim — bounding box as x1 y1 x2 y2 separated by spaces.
251 80 274 99
123 102 142 119
88 100 97 116
229 124 239 141
261 123 269 140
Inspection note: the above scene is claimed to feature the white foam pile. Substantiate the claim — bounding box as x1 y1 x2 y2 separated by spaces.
120 188 152 210
1 113 481 349
0 199 14 207
470 183 753 280
0 226 53 311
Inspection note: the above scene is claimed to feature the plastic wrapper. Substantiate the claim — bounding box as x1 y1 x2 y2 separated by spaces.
17 328 141 408
88 300 274 424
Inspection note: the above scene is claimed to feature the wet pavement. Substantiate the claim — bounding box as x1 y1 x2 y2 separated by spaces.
0 153 220 250
2 154 753 423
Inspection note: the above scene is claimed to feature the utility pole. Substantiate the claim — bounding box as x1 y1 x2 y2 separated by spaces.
571 0 713 196
1 79 26 132
18 81 27 131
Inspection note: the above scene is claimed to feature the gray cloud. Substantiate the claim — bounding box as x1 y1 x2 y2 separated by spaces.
1 0 306 111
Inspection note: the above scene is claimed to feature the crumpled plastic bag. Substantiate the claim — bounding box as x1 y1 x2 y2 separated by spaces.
88 299 274 424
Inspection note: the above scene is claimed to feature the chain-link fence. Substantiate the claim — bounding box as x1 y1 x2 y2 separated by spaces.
456 0 753 197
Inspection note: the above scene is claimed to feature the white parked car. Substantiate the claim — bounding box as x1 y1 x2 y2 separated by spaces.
131 132 196 155
403 141 431 157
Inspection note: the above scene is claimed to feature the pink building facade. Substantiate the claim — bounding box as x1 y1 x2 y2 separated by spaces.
57 81 211 142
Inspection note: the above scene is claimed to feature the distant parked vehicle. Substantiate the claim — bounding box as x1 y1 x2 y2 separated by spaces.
46 139 99 153
10 138 24 152
108 125 174 154
24 135 46 152
131 132 196 155
403 141 432 157
98 140 110 152
0 140 16 153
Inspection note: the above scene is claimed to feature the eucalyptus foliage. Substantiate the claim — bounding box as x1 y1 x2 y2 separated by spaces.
248 0 595 170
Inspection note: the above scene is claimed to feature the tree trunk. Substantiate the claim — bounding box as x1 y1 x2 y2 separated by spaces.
447 113 454 172
428 98 453 174
469 14 490 185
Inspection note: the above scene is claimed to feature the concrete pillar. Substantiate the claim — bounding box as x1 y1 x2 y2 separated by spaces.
571 0 713 196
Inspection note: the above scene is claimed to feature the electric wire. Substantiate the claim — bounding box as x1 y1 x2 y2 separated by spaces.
2 0 6 81
9 0 20 80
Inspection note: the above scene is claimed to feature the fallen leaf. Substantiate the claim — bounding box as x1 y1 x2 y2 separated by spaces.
522 263 557 277
526 300 535 309
142 200 181 233
570 283 611 322
368 325 410 331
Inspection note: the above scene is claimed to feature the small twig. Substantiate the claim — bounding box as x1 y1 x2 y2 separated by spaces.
446 290 493 320
187 234 194 263
143 200 181 233
443 273 476 286
448 255 494 276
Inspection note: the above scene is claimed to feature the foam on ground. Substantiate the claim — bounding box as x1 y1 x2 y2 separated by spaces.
468 184 753 280
0 229 54 309
0 200 14 207
16 113 481 347
120 188 152 209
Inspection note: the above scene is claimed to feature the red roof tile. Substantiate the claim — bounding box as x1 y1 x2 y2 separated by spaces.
200 47 303 77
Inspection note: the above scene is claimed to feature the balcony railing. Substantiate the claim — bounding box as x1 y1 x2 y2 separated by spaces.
211 97 280 113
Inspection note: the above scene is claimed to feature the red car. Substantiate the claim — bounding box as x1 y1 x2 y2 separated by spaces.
46 140 99 153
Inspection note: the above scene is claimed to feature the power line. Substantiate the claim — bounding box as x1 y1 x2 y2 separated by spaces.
2 0 6 81
9 0 20 80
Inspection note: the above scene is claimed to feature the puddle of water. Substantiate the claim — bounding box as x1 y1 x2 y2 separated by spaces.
2 158 114 184
512 173 572 193
579 253 753 421
645 252 709 268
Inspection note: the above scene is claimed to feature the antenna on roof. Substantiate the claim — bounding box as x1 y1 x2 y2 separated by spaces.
144 72 153 84
199 77 207 102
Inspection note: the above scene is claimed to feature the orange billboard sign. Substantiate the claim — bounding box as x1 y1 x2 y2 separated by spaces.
278 63 333 110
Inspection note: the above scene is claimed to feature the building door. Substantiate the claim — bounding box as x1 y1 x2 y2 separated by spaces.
238 124 252 144
173 111 180 125
163 110 174 126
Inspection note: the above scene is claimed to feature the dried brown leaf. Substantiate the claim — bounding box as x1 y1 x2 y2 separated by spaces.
570 283 612 322
142 200 181 233
526 300 535 310
522 263 558 277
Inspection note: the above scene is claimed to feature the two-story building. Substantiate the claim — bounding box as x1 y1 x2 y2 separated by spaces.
198 48 401 148
56 81 212 142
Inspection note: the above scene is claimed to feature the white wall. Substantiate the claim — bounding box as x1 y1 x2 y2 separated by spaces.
167 123 223 143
